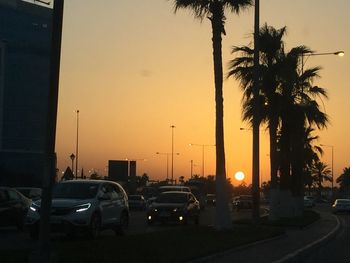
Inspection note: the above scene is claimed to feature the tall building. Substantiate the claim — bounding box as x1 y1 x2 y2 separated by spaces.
0 0 52 187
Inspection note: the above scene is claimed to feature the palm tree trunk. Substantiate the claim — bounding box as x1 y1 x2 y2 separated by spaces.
269 120 279 220
210 6 231 230
252 0 260 224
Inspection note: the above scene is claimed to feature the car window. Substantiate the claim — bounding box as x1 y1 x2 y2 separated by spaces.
53 182 99 199
156 193 188 203
8 189 20 201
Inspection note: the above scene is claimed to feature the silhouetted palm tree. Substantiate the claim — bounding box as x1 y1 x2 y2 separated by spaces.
278 46 328 216
171 0 253 229
336 167 350 196
311 161 331 198
227 24 286 219
302 127 323 194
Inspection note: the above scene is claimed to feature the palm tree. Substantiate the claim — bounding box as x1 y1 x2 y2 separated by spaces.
227 24 286 220
171 0 253 229
278 46 329 216
302 127 323 195
311 161 331 198
336 167 350 196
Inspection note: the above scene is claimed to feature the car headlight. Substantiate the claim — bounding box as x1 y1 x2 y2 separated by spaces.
29 202 40 212
75 203 91 213
173 208 178 212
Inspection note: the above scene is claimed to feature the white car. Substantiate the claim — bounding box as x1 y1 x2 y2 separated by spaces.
25 180 129 239
332 199 350 214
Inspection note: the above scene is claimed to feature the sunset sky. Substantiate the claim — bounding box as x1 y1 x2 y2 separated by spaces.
55 0 349 185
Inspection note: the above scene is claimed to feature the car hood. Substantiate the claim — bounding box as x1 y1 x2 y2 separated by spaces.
151 202 186 209
34 199 93 208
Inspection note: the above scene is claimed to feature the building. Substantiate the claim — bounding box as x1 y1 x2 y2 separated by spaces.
108 160 137 183
0 0 52 187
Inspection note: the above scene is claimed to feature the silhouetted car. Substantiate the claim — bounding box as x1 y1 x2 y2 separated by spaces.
304 196 316 208
26 180 129 239
147 191 200 225
0 187 31 230
232 195 252 210
206 194 216 205
15 187 42 201
128 195 146 210
332 199 350 214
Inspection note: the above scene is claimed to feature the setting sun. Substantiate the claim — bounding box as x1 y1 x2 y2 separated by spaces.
234 171 245 181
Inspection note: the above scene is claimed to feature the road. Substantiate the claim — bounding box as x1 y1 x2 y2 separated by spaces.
0 204 257 250
303 210 350 263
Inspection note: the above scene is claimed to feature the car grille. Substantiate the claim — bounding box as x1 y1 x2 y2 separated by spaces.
51 207 72 216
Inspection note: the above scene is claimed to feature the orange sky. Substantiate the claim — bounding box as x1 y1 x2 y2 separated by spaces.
55 0 349 185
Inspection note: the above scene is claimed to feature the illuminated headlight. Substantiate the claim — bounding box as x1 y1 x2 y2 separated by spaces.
148 216 152 220
30 203 40 212
173 208 178 212
153 208 158 212
179 216 184 221
75 203 91 213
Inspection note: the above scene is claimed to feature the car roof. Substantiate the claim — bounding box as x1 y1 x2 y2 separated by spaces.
159 191 189 195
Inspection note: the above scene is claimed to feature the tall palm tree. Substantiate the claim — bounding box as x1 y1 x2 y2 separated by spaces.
311 161 331 198
227 24 286 220
278 46 329 216
171 0 253 229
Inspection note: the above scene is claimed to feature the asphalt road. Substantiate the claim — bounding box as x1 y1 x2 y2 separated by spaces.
303 211 350 263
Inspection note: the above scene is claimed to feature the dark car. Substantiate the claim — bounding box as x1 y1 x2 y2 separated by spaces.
15 187 42 201
206 194 216 205
128 195 146 210
232 195 253 210
0 187 31 230
147 191 200 225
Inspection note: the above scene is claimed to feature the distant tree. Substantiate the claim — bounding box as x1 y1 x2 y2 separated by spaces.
336 167 350 196
311 161 331 198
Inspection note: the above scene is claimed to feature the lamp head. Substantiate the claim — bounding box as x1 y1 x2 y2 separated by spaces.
334 51 345 57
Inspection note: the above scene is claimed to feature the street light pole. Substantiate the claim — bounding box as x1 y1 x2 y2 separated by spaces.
75 110 79 179
302 50 345 73
170 125 175 184
321 144 334 198
70 153 75 175
156 152 179 182
189 143 215 177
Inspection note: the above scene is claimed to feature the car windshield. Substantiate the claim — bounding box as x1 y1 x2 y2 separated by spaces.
53 182 99 199
156 193 188 204
129 195 141 200
336 199 350 204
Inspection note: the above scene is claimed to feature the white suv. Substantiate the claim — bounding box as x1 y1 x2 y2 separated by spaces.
26 180 129 239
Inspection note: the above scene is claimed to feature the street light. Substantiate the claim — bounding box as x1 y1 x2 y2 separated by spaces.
320 144 334 197
75 110 79 178
302 50 345 72
189 143 215 177
170 125 176 184
156 152 179 181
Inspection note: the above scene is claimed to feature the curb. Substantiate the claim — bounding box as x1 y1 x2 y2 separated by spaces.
271 215 341 263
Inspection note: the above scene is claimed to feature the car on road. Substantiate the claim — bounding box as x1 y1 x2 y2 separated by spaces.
0 187 31 230
332 199 350 214
147 191 200 225
304 196 316 208
158 185 191 194
206 194 216 205
128 194 146 210
25 180 129 239
15 187 42 201
232 195 252 210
